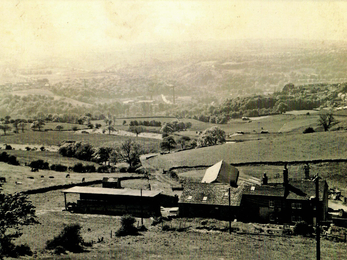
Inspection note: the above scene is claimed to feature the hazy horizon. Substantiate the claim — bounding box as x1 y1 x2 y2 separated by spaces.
1 0 347 69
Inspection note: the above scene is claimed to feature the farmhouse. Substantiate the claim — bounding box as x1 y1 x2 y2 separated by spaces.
240 177 328 224
62 186 164 217
179 182 243 220
201 160 239 186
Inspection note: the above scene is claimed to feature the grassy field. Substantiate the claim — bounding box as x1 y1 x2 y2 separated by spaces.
0 130 161 151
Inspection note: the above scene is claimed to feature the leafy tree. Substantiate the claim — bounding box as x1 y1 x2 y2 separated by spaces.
276 102 288 114
128 125 145 137
318 111 339 131
177 135 191 149
160 136 177 152
197 126 226 147
30 119 45 131
55 125 64 131
0 188 38 258
160 123 173 135
116 139 143 170
0 124 11 135
93 147 113 165
18 121 26 133
107 125 115 135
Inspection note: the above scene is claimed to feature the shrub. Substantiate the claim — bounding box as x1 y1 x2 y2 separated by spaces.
116 215 138 236
0 152 9 162
14 244 33 256
293 221 313 236
29 160 49 170
84 165 96 173
46 224 84 253
97 165 110 173
50 164 68 172
72 163 85 173
303 127 315 134
8 155 20 166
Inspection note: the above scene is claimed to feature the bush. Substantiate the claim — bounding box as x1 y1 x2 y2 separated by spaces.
14 244 33 256
97 165 110 173
293 221 313 236
29 160 49 170
46 224 84 253
72 163 85 173
8 155 20 166
50 164 68 172
303 127 315 134
116 215 138 236
0 152 9 162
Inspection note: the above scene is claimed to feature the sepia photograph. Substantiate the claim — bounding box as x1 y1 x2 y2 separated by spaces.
0 0 347 259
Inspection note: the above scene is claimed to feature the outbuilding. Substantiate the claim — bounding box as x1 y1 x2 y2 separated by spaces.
201 160 239 186
62 186 163 217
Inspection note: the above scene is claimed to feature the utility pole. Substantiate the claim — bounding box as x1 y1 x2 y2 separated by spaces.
140 189 143 226
314 174 321 260
229 187 231 234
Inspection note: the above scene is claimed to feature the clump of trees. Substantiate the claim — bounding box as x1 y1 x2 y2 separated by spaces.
0 187 38 258
197 126 226 147
129 120 162 127
160 136 177 152
58 139 145 172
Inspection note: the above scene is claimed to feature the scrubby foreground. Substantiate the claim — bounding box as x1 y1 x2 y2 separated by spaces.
11 191 347 260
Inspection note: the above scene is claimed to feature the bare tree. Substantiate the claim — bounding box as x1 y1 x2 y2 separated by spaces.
318 111 339 131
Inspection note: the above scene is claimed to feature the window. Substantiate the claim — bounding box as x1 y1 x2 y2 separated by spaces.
269 200 275 208
187 196 192 201
291 202 302 209
202 196 208 202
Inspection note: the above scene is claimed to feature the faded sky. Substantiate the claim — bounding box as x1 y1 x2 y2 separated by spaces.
0 0 346 60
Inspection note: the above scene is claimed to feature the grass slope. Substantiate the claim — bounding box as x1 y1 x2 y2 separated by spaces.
146 131 347 170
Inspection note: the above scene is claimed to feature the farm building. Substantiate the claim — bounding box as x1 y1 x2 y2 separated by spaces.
62 186 165 217
240 179 328 224
179 182 244 220
201 160 239 186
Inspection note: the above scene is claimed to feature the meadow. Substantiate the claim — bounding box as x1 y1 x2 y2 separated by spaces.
2 111 347 259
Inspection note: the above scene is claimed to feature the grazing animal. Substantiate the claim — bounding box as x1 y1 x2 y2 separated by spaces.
27 176 34 179
82 177 85 182
15 181 22 185
49 176 54 178
41 175 44 178
66 174 70 178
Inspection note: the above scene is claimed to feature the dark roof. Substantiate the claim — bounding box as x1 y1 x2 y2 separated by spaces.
62 186 161 197
243 180 326 201
286 180 326 201
179 182 243 206
243 183 285 197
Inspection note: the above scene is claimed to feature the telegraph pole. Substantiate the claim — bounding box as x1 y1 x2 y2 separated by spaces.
314 174 321 260
229 188 231 234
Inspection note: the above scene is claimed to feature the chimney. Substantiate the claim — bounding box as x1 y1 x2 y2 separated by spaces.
262 173 268 185
304 163 310 179
283 164 288 186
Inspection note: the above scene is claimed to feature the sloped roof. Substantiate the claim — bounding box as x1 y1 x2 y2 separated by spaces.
179 182 243 206
62 186 161 198
242 180 326 201
201 160 239 185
